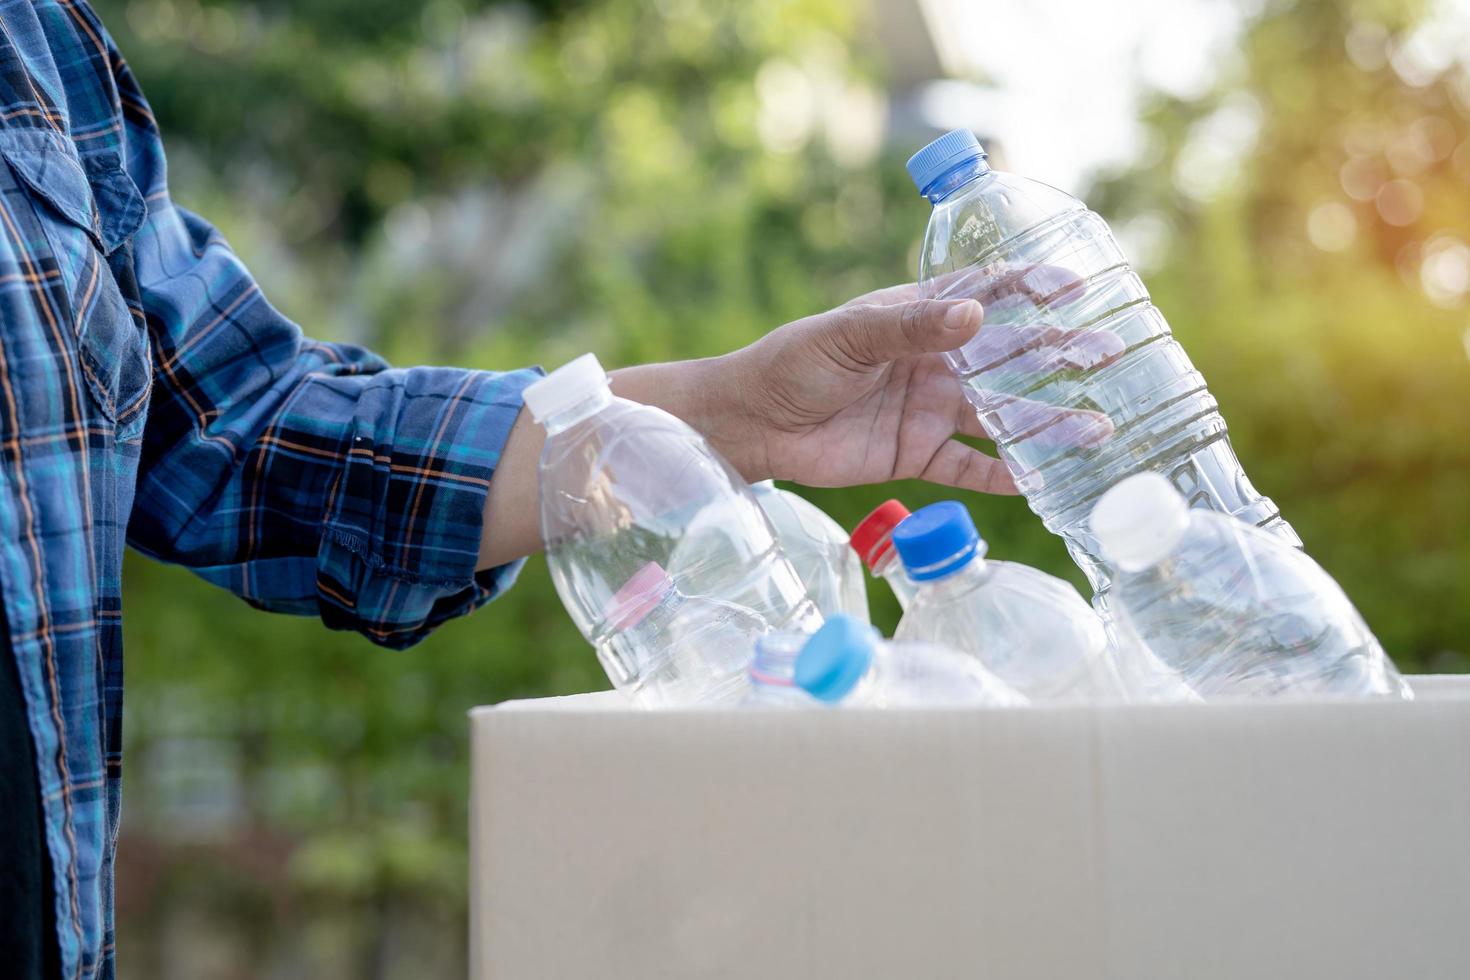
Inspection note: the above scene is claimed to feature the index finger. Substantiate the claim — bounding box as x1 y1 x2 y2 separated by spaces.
840 281 924 308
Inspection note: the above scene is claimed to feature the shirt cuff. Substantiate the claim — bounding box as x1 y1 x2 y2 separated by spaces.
316 365 543 648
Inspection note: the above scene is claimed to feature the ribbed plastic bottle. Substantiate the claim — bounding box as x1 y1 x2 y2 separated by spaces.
1090 473 1410 700
907 129 1300 597
748 481 869 622
890 501 1185 703
848 499 917 609
602 562 771 707
793 614 1025 708
526 354 820 700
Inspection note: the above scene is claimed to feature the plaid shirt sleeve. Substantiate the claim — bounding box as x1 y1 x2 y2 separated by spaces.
121 84 539 651
0 4 550 975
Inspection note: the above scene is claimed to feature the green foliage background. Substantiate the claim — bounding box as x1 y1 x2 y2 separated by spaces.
96 0 1469 975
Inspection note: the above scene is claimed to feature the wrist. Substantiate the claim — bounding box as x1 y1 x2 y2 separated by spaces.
609 353 771 482
692 350 772 482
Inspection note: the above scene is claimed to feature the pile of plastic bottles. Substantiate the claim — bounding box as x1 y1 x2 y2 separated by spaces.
520 129 1409 710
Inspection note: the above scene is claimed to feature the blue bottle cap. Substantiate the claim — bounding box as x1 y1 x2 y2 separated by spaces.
892 501 986 581
793 615 880 703
906 129 987 196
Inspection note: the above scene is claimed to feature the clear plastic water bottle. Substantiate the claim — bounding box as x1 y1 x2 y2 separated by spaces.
526 354 820 699
907 130 1300 598
600 562 771 707
794 614 1025 708
848 499 918 610
891 501 1146 702
749 480 869 622
742 631 822 707
1090 474 1410 700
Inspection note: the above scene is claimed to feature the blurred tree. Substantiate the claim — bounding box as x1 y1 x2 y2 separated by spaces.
1091 0 1470 668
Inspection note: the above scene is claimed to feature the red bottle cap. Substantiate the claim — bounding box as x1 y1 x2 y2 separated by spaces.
849 500 912 570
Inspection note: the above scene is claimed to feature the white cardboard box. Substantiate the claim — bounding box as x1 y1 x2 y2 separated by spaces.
470 677 1470 979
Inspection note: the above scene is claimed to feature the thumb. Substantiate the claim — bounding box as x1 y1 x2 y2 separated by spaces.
823 298 983 368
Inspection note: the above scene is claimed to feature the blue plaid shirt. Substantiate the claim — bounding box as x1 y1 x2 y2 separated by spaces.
0 3 536 975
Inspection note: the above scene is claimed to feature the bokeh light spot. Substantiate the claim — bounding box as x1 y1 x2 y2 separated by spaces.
1172 95 1260 201
1409 116 1458 162
1387 137 1429 176
1344 21 1389 71
1421 236 1470 307
1339 155 1385 201
1375 179 1424 226
1453 140 1470 182
755 59 815 154
1306 202 1357 252
1388 25 1457 87
1116 213 1172 272
824 81 885 169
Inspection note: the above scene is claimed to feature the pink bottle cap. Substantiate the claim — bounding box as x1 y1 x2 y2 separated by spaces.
606 562 676 630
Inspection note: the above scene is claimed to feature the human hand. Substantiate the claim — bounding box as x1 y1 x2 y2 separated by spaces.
691 268 1117 495
479 267 1118 567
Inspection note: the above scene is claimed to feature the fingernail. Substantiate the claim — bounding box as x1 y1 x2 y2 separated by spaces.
946 300 982 331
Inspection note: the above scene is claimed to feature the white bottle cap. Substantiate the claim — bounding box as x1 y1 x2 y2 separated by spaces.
523 352 609 424
1090 473 1190 573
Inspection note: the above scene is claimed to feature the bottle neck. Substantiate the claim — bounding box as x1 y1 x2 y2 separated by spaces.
749 632 804 687
924 157 993 205
870 548 916 609
900 532 987 583
626 587 684 634
859 532 895 574
913 554 991 600
539 386 614 435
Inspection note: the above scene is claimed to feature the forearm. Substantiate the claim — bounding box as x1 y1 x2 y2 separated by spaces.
476 353 763 569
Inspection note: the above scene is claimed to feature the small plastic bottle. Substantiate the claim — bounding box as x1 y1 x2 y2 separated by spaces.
525 353 820 698
892 501 1130 702
1090 473 1410 700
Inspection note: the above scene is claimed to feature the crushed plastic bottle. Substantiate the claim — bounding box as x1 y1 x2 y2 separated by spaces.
890 501 1166 703
849 499 917 610
602 562 771 707
907 129 1299 600
1090 473 1411 700
526 354 820 702
749 480 869 622
794 614 1025 708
